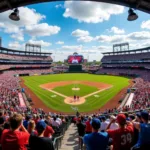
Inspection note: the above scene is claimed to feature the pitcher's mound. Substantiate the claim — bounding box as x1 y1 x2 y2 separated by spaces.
64 97 85 105
72 88 80 91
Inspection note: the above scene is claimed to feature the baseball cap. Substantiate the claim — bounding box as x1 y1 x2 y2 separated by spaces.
90 118 101 130
36 121 46 132
141 111 149 121
117 114 126 125
136 112 141 118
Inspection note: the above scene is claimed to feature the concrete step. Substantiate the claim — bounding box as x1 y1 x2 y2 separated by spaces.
59 124 79 150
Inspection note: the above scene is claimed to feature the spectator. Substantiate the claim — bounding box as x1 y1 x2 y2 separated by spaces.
1 113 29 150
107 114 134 150
109 115 119 130
85 116 92 134
23 115 31 129
52 116 60 127
100 116 109 131
28 120 37 135
83 118 109 150
132 111 150 150
44 123 55 138
77 118 86 137
29 121 54 150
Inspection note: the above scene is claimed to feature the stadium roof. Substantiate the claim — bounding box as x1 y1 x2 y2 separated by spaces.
0 46 52 55
102 47 150 55
0 0 150 14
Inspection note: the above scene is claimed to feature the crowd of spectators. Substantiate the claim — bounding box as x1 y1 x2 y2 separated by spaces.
0 65 51 70
0 53 52 61
97 68 150 81
102 52 150 62
75 111 150 150
3 69 53 75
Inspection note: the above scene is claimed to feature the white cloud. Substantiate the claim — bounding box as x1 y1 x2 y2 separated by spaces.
10 30 24 41
25 23 60 37
141 20 150 30
61 45 83 51
63 1 124 23
95 34 125 43
77 36 93 42
28 39 52 47
8 41 24 49
127 31 150 40
96 31 150 43
72 29 89 37
55 4 63 9
109 26 125 34
0 7 45 34
56 41 64 45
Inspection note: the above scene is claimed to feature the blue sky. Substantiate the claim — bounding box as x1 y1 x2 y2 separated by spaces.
0 1 150 61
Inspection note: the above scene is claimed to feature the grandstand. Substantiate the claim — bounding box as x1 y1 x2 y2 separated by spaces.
0 46 53 75
0 0 150 150
97 46 150 81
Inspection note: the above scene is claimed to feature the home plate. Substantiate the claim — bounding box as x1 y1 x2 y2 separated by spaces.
51 95 57 98
94 95 99 98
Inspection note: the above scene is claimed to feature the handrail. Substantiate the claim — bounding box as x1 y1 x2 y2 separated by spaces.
53 135 63 146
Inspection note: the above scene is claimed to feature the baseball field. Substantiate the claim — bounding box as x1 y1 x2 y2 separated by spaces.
21 73 130 113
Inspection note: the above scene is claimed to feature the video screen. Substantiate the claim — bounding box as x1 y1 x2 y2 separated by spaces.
67 55 84 64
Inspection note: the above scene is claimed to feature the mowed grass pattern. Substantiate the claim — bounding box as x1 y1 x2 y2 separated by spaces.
22 74 130 113
53 84 98 97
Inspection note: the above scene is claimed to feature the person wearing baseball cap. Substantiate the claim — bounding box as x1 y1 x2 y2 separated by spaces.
131 111 150 150
83 118 109 150
29 121 54 150
106 114 134 150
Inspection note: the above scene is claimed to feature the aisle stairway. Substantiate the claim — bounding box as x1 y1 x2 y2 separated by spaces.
59 124 79 150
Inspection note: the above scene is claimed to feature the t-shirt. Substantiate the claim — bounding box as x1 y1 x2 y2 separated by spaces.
107 124 134 150
100 121 109 131
83 132 109 150
29 135 54 150
136 123 150 146
44 126 54 138
23 120 29 129
77 122 86 137
1 129 30 150
85 121 92 133
110 123 119 130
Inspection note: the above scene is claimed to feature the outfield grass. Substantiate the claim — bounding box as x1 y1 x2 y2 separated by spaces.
53 84 98 97
22 74 130 113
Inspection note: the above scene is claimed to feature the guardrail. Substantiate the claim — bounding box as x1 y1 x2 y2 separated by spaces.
53 119 71 150
53 135 63 150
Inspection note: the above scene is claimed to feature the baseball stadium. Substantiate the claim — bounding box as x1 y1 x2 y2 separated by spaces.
0 0 150 150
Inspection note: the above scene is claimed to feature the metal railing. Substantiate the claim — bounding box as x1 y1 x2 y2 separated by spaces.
53 119 71 150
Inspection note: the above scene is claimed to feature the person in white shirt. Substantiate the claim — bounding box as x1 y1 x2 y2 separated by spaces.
52 116 60 127
56 115 62 125
109 115 119 130
100 116 109 131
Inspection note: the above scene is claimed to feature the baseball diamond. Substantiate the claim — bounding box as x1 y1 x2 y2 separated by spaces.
21 73 131 113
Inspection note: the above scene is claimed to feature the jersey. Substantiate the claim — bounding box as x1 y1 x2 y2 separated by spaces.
83 132 109 150
107 123 134 150
137 123 150 146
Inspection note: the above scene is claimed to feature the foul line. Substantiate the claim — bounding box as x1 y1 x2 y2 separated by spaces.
82 86 113 98
46 89 67 98
45 86 113 99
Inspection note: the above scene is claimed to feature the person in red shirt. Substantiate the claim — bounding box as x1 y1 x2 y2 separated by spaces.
1 113 30 150
107 114 134 150
85 116 92 134
44 125 54 138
